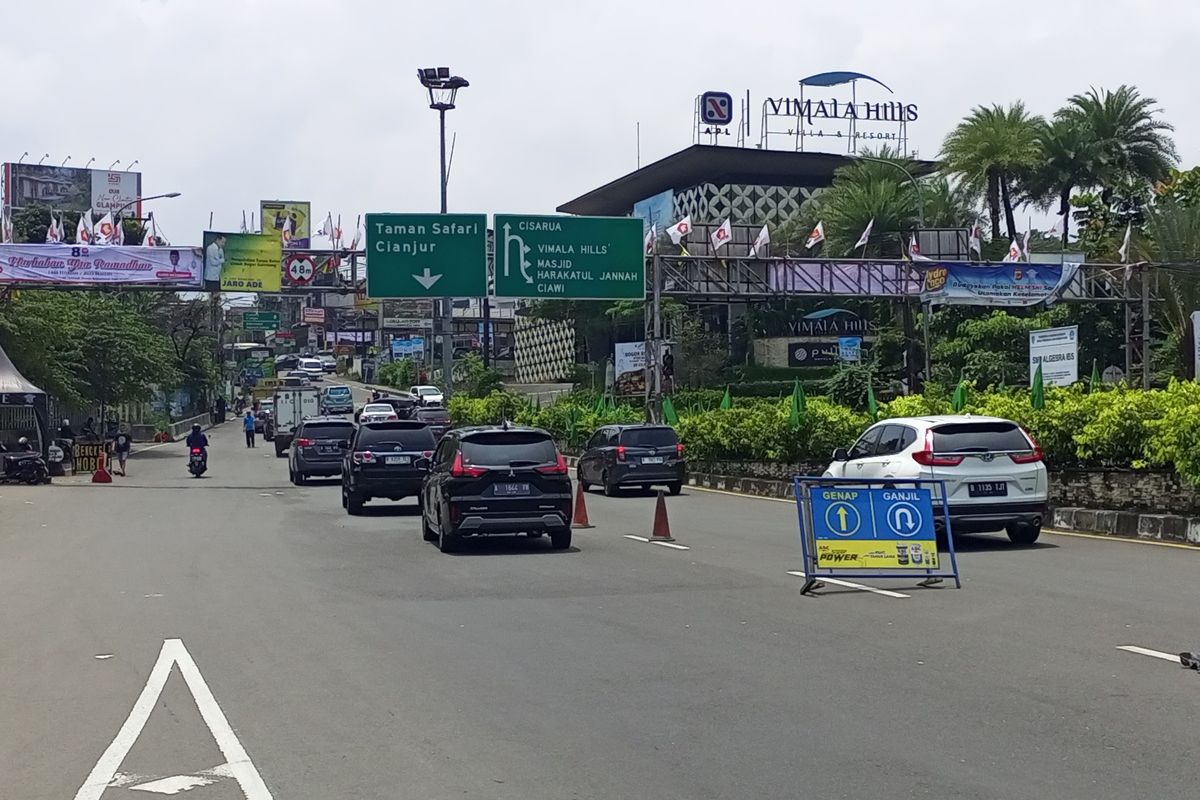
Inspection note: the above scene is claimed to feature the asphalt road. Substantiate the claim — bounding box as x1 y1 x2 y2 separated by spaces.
2 382 1199 799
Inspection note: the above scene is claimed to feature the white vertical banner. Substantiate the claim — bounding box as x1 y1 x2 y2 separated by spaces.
1029 325 1078 387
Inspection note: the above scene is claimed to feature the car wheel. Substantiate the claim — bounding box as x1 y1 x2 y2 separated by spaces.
549 528 572 550
602 472 619 497
341 485 348 508
275 445 286 458
578 472 590 492
438 520 459 553
421 509 437 541
288 467 297 485
1006 522 1041 546
346 491 364 516
295 471 307 486
668 482 682 496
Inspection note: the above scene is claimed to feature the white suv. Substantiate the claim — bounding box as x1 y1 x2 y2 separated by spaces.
823 415 1048 544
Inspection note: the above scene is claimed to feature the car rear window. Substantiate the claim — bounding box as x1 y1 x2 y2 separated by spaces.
461 432 557 466
416 409 449 422
357 426 436 450
363 404 394 413
931 422 1031 453
326 387 351 396
619 427 679 447
300 423 353 438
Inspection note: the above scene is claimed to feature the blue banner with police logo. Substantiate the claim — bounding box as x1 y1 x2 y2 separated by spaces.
921 262 1078 307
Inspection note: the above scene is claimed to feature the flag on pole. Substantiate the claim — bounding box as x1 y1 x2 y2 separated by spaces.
0 209 12 244
1002 238 1022 262
316 213 333 239
710 218 732 252
46 211 61 243
952 371 968 412
665 216 691 245
1021 229 1032 262
240 210 248 234
853 218 874 251
1048 216 1062 240
909 233 931 262
662 395 679 426
114 215 125 245
281 215 293 246
644 223 656 255
1031 362 1045 409
719 385 732 410
867 380 878 422
749 224 770 258
788 379 807 431
1118 222 1132 263
142 213 158 246
93 212 115 245
968 223 982 257
804 221 825 250
1089 359 1101 392
76 209 93 244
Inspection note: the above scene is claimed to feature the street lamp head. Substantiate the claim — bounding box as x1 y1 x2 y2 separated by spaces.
417 66 468 110
165 192 182 198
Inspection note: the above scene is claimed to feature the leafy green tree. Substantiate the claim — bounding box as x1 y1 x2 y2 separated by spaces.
75 294 179 410
0 291 86 402
1060 85 1178 202
939 102 1043 239
1137 200 1200 376
800 147 919 257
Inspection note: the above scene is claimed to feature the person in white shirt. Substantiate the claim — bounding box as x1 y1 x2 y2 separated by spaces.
204 234 226 287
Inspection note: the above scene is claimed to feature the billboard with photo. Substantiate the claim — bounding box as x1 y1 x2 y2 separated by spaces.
260 200 310 249
3 163 143 216
203 231 282 292
0 244 202 285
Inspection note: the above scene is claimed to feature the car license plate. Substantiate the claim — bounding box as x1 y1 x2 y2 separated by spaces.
642 456 664 464
495 482 530 496
385 455 411 465
968 481 1008 497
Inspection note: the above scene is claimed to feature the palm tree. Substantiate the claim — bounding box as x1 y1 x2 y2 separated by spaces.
920 176 983 230
801 147 921 257
1060 85 1178 199
1137 200 1200 376
1021 116 1098 246
939 103 1043 240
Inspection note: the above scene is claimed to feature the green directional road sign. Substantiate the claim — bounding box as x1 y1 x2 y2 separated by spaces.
242 311 281 331
493 215 644 300
366 213 487 298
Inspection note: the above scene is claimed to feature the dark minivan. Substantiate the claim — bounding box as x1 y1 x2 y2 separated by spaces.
577 424 685 496
412 406 451 439
342 421 436 515
420 426 573 552
289 417 354 484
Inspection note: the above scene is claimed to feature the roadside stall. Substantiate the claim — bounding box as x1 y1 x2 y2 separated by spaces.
0 344 51 462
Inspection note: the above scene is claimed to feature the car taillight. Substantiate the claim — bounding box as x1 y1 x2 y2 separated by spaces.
450 451 487 478
422 450 434 458
352 451 376 464
535 453 568 475
294 438 314 447
676 443 684 457
387 414 398 421
616 445 626 462
1010 428 1044 464
911 430 964 467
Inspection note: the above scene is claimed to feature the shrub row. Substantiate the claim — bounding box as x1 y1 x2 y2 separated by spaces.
447 381 1200 483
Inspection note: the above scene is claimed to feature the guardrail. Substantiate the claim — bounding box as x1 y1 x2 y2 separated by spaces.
165 413 211 441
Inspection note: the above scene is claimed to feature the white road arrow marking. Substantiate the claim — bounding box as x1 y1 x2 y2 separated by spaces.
73 638 273 799
413 267 442 290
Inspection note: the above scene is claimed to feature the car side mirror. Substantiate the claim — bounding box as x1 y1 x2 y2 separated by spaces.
832 447 850 462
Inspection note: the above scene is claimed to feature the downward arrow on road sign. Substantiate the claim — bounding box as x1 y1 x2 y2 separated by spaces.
413 268 442 290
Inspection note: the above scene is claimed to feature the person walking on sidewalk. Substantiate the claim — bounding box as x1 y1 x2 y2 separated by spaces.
243 410 256 448
112 425 132 476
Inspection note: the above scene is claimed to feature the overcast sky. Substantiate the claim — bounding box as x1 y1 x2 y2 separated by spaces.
3 0 1196 241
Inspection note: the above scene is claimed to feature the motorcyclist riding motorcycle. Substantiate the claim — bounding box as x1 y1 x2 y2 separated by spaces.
185 423 209 467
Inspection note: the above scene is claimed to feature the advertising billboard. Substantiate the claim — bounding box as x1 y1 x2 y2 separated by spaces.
922 262 1079 307
1029 325 1078 387
203 232 282 292
260 200 310 249
3 163 143 216
0 244 202 286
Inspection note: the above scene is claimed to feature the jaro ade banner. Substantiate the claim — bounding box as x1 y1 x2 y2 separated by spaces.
203 232 282 292
0 245 203 285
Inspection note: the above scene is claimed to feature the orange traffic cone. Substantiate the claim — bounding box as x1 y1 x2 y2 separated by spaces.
91 451 112 484
572 481 593 529
649 490 674 542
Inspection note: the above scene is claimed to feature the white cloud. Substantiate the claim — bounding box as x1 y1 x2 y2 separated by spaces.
1 0 1196 239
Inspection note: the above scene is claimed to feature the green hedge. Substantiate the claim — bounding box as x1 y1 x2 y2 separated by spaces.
450 382 1200 483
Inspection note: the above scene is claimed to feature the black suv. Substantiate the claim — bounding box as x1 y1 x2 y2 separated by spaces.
420 426 573 552
289 417 354 484
577 424 686 496
411 406 451 439
342 421 436 515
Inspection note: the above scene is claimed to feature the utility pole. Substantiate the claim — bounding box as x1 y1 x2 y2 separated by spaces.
438 106 454 399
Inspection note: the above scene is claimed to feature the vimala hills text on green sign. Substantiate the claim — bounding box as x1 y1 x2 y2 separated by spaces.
493 214 644 300
365 213 487 298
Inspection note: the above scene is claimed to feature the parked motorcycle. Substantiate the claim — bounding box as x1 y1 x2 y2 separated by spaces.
0 444 51 485
188 447 207 478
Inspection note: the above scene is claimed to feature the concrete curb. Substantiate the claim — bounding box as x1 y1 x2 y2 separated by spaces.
571 458 1200 548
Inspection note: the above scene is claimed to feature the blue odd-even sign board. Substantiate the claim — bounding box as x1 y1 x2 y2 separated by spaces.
809 486 937 569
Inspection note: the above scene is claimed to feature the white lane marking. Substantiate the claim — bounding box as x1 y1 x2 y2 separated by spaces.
786 571 910 598
1117 645 1182 664
650 540 691 550
130 774 219 794
624 534 650 542
94 654 113 660
73 638 273 800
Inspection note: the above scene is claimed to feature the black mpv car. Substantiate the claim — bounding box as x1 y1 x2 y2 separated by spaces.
577 424 686 496
342 421 436 515
420 426 573 553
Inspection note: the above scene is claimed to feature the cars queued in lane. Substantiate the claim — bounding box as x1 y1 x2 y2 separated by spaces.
321 385 354 415
577 424 686 496
342 420 436 515
289 417 354 484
